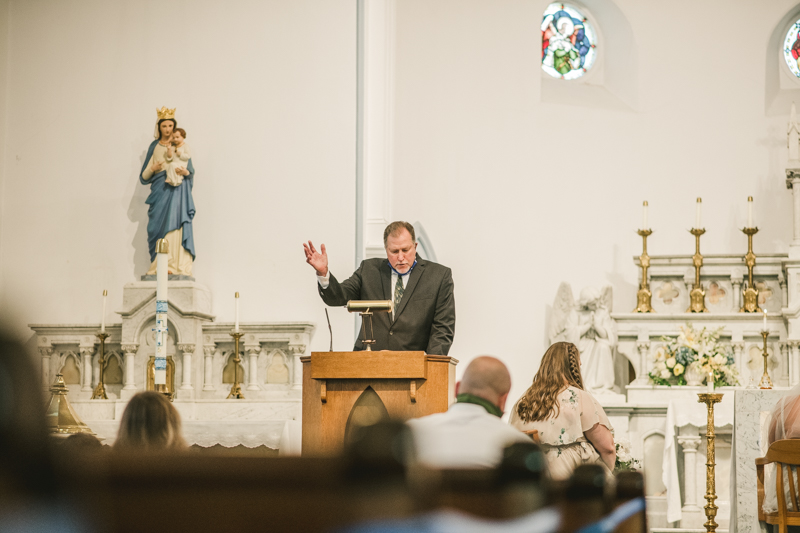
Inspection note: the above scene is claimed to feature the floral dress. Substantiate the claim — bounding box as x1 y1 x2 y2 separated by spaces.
508 386 613 480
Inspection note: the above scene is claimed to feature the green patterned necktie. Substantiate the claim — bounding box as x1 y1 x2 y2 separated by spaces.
394 275 405 310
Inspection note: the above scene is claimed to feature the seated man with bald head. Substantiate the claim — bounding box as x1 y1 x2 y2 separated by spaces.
406 356 531 468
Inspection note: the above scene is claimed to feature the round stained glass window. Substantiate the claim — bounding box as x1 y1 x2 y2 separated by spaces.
541 3 597 80
784 21 800 78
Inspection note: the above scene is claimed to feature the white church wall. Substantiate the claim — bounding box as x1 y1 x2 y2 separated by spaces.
392 0 799 404
0 0 9 303
0 0 357 351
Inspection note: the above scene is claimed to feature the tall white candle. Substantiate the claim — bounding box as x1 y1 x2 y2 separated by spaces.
101 289 107 333
642 201 648 230
707 372 714 393
695 197 702 229
748 196 754 228
764 309 768 331
155 239 169 386
235 292 240 332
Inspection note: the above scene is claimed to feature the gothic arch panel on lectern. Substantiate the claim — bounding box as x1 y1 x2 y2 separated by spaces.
343 387 390 446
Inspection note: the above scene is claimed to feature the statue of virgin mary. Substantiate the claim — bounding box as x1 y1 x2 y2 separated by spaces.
139 107 196 278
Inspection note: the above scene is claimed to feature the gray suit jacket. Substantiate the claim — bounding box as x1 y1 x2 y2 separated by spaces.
318 257 455 355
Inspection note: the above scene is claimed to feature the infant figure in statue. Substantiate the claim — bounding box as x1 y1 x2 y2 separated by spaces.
550 283 618 394
165 128 191 187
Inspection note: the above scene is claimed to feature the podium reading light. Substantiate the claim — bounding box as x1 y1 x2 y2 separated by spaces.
346 300 393 351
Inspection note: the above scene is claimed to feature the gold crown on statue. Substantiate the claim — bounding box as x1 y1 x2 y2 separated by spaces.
156 107 176 120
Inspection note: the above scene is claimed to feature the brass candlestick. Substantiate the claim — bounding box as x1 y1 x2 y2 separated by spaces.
687 228 709 313
697 392 723 533
227 331 245 399
91 332 110 400
633 229 655 313
759 330 773 389
740 226 761 313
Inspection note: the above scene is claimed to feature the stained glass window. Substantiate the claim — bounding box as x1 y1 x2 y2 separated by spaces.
784 21 800 78
541 3 597 80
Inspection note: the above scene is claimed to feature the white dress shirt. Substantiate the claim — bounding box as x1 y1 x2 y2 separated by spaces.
406 403 531 469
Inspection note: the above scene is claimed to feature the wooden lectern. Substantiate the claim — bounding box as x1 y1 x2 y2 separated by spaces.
301 351 458 455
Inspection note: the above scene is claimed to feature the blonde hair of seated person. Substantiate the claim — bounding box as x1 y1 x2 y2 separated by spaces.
115 391 187 450
516 341 584 423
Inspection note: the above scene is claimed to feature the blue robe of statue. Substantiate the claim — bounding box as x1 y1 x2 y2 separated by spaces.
139 139 196 263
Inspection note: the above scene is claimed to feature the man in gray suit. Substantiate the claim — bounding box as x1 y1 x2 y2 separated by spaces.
303 221 455 355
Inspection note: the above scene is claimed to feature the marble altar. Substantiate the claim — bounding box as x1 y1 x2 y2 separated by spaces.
30 280 315 449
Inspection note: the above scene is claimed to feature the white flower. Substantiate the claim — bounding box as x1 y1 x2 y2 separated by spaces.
713 354 726 366
666 357 676 369
656 361 667 371
673 363 685 376
660 369 671 379
618 450 632 462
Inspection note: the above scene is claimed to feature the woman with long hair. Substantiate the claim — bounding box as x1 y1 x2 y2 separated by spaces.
509 342 615 479
114 391 187 451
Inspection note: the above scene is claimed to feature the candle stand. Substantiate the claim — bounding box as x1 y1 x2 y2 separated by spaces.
91 332 110 400
687 228 709 313
633 229 655 313
227 331 245 399
759 330 773 389
697 392 723 533
740 227 761 313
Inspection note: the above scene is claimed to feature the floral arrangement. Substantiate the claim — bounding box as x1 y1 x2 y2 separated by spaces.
613 437 641 472
648 324 739 387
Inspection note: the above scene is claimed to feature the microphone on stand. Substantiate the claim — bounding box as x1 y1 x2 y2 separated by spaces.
325 308 333 352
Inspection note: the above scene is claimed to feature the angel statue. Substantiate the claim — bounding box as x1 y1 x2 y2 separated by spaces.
550 283 618 393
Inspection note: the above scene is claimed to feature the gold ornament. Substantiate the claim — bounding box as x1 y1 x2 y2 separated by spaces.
156 107 176 120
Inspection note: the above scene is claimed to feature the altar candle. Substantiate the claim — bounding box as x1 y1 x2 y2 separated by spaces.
235 292 240 332
101 290 107 333
764 308 768 331
155 239 169 386
707 372 714 393
748 196 754 228
695 197 702 229
642 201 648 230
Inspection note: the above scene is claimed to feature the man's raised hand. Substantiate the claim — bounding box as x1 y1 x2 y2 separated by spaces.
303 241 328 276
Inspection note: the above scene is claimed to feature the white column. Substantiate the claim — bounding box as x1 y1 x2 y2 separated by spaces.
203 345 215 391
791 177 800 247
780 274 789 308
730 273 743 311
358 0 396 261
179 344 194 391
289 342 306 389
781 342 791 387
80 346 94 392
635 340 650 384
677 435 703 513
39 347 53 388
121 344 138 390
731 342 744 374
792 342 800 386
246 345 261 391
